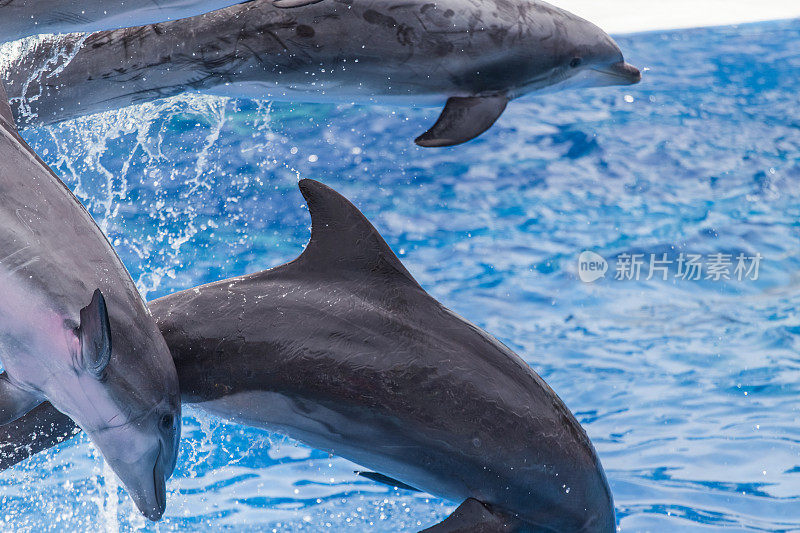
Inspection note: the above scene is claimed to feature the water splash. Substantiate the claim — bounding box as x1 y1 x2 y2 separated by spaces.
20 93 300 299
0 33 88 123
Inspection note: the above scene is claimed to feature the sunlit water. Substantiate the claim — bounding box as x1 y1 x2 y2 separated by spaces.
0 18 799 532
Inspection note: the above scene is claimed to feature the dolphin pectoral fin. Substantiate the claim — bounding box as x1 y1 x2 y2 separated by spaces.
415 95 509 148
419 498 524 533
272 0 324 7
0 373 44 426
0 402 78 470
78 289 112 377
355 471 421 492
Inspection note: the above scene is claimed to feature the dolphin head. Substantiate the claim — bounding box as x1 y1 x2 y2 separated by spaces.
551 19 642 91
50 290 181 520
86 398 181 520
508 2 641 96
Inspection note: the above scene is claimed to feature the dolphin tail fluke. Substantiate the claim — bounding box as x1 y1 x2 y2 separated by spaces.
415 95 508 148
0 373 44 426
0 402 78 470
419 498 524 533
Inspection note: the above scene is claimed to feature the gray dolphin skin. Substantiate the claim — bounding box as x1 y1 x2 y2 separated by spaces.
0 82 181 520
0 0 245 43
0 179 615 531
3 0 641 146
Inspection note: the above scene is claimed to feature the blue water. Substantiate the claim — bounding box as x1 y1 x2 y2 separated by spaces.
1 17 799 532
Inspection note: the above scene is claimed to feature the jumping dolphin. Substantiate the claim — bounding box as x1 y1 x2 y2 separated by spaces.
0 82 181 520
0 0 245 43
3 0 641 146
0 179 615 531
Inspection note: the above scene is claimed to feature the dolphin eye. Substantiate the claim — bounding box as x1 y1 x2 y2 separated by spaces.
569 57 582 68
160 414 174 431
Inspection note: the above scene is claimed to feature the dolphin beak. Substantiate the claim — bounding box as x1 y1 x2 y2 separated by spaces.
143 478 166 521
594 61 642 85
111 442 168 521
147 445 167 521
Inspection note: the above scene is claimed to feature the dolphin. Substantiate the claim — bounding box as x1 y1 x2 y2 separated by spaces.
0 81 181 520
3 0 641 146
0 179 615 531
0 0 246 43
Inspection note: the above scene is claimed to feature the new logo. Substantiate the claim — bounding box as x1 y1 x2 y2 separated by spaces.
578 251 608 283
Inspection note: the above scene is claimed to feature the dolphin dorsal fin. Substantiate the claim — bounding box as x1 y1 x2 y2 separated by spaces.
0 81 16 133
288 179 421 288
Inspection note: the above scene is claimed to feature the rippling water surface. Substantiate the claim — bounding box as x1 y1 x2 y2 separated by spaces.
1 18 799 532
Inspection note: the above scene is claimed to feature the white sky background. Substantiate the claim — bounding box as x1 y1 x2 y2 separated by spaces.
550 1 800 33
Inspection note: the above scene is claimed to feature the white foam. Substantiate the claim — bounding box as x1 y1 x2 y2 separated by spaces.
550 0 800 34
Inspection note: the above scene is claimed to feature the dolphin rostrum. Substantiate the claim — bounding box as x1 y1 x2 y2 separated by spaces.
4 0 641 146
0 0 245 43
0 81 181 520
0 179 615 531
